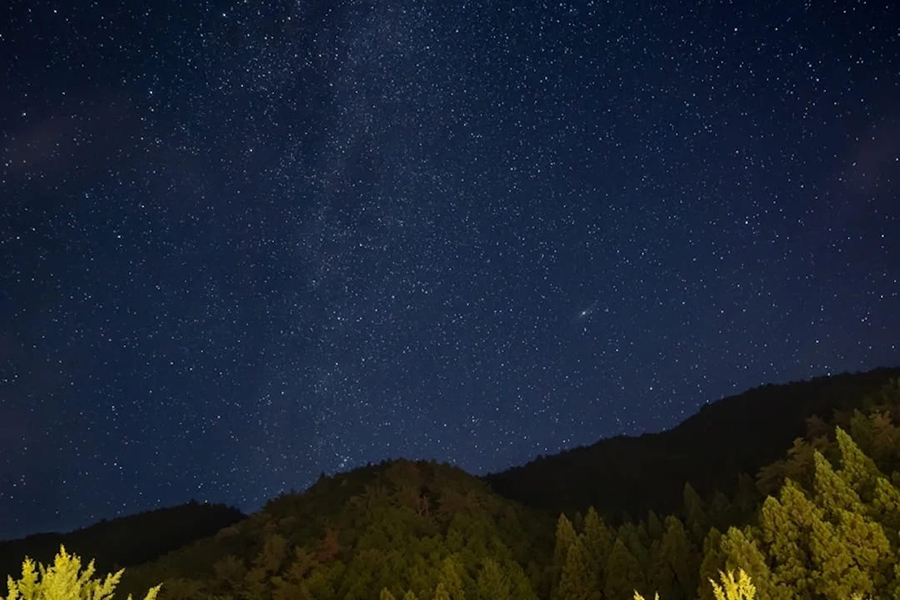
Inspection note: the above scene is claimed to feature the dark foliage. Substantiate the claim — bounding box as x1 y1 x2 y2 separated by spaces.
0 501 245 583
485 367 900 520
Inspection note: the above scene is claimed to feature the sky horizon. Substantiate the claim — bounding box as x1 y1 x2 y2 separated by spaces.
2 364 898 541
2 0 898 541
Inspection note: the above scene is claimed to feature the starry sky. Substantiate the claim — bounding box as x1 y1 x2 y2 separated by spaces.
1 0 899 541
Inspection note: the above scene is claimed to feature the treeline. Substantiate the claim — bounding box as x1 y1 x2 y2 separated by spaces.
5 372 900 600
486 366 900 519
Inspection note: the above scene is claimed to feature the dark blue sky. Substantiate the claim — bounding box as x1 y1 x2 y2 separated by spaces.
1 0 898 540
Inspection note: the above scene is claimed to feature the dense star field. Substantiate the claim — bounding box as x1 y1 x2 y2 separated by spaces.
1 0 898 540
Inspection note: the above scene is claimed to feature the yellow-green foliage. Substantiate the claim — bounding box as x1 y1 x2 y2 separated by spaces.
3 545 161 600
708 569 754 600
634 568 754 600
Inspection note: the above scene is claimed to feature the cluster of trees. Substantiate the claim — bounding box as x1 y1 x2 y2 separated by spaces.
5 374 900 600
547 424 900 600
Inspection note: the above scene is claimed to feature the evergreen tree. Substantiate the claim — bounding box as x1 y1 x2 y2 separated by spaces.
438 556 466 600
683 483 709 544
618 522 651 572
759 482 823 597
554 514 579 568
556 539 597 600
871 476 900 533
708 569 756 600
647 511 664 541
582 507 614 588
475 558 510 600
812 451 865 520
604 538 644 600
697 527 725 600
659 516 698 600
734 473 759 520
381 589 398 600
433 582 451 600
807 510 889 599
719 527 787 600
3 546 161 600
709 492 734 531
835 427 881 501
552 514 579 596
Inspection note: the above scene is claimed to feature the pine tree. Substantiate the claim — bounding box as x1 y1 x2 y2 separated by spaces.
382 589 398 600
434 582 451 600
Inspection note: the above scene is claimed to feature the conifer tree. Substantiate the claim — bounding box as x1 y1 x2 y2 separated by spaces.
709 492 734 531
806 510 889 599
382 588 398 600
811 449 893 598
708 568 756 600
403 590 419 600
835 427 881 501
554 514 579 568
697 527 725 600
812 451 865 520
582 507 614 588
683 483 709 544
734 473 759 520
604 538 645 600
475 558 510 600
647 511 664 541
556 539 597 600
552 514 579 596
659 516 698 600
618 522 651 572
758 483 818 597
719 527 787 600
438 556 466 600
434 582 451 600
871 476 900 533
3 546 161 600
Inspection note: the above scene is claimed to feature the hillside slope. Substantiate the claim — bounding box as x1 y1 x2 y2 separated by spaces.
0 501 245 583
116 460 555 600
485 366 900 518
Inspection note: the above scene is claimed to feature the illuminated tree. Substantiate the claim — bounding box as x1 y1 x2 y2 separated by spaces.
2 545 161 600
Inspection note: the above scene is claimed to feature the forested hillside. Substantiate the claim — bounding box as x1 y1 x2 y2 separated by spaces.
0 501 245 583
486 367 900 518
5 371 900 600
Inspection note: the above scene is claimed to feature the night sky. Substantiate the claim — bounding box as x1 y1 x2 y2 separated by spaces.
1 0 898 541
